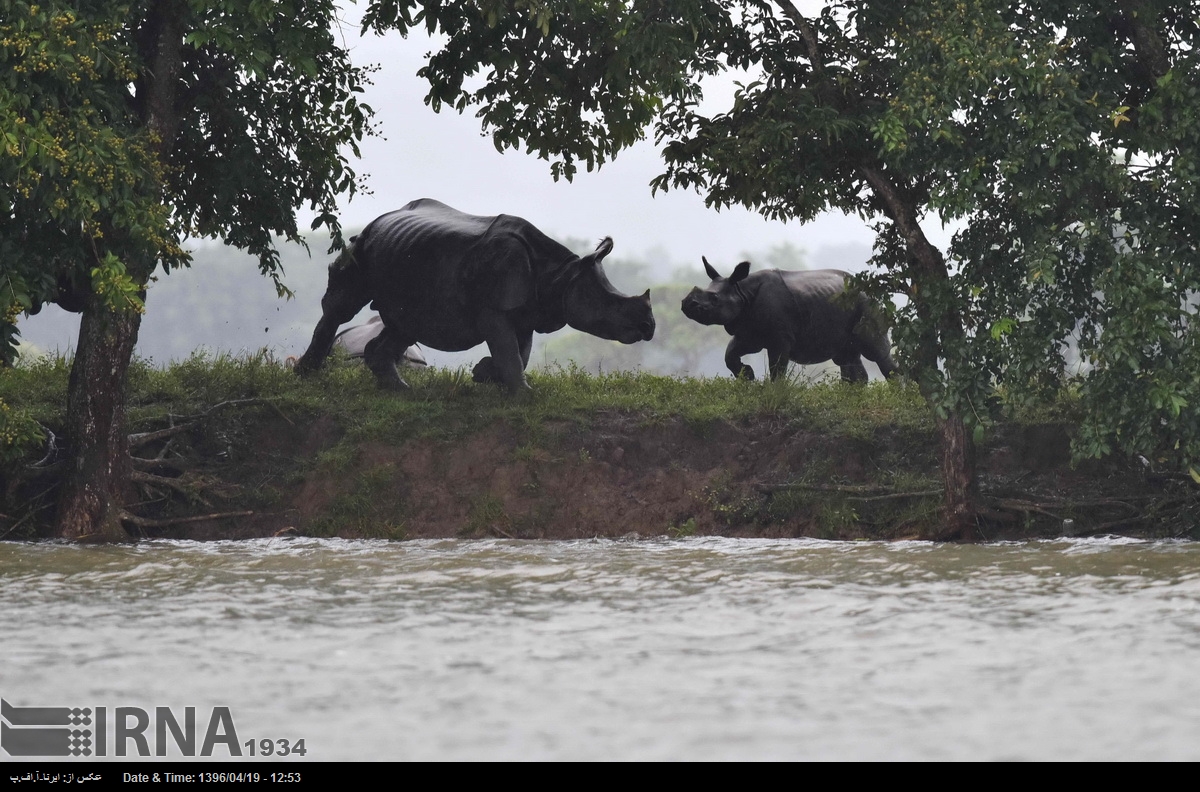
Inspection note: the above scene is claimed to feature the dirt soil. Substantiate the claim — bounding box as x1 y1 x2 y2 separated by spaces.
105 410 1196 543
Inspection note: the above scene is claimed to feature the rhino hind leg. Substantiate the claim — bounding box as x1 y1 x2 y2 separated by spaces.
852 309 898 380
867 351 898 379
767 345 793 381
295 250 369 375
834 355 870 383
363 322 415 391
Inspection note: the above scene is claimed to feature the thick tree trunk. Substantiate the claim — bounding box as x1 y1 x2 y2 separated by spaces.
935 414 979 540
55 2 184 541
56 292 146 541
859 167 980 539
781 0 981 538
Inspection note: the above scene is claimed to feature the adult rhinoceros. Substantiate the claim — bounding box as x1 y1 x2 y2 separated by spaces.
681 258 896 383
295 199 655 391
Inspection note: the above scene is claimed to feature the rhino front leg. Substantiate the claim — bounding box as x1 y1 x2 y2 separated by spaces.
725 335 762 381
476 329 533 384
477 309 530 393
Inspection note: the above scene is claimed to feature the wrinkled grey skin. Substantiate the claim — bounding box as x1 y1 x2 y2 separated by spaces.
296 199 655 391
333 315 427 368
681 258 897 383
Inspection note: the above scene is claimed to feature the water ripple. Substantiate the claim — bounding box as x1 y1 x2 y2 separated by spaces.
2 536 1199 760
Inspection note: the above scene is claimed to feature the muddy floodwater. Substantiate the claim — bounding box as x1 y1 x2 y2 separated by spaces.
2 537 1199 761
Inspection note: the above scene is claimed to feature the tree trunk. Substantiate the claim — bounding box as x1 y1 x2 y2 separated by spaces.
780 4 982 538
56 291 146 541
935 413 979 541
55 2 185 541
859 166 980 539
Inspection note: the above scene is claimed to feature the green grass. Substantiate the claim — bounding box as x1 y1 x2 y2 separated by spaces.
1 351 1077 488
3 353 936 445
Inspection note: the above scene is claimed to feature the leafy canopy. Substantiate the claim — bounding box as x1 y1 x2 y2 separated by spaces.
1 0 376 363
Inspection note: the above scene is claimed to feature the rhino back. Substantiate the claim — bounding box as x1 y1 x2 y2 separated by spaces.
361 199 494 257
348 200 577 350
745 269 862 361
777 269 853 301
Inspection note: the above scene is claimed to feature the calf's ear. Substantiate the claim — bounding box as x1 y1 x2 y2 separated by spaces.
702 256 721 281
730 261 752 283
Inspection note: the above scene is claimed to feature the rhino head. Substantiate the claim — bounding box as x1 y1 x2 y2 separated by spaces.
681 257 752 326
563 237 655 344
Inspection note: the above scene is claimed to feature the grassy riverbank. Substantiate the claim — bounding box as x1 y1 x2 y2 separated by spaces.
2 354 1195 541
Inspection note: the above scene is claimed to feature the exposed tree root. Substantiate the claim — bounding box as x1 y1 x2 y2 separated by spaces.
118 398 270 530
131 470 214 506
121 510 254 529
758 477 1198 538
127 421 195 450
983 492 1198 537
128 398 268 450
131 455 197 472
847 489 942 503
31 425 59 468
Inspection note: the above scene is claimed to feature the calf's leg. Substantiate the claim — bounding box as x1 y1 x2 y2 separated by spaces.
767 343 793 381
518 329 534 369
725 335 763 381
852 312 898 379
834 354 870 383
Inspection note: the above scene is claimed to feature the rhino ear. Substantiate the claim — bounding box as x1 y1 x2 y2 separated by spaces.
641 289 651 301
702 256 721 281
730 261 751 283
592 236 614 263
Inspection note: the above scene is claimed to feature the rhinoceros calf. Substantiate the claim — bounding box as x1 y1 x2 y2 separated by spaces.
681 258 896 383
295 199 655 391
333 315 427 368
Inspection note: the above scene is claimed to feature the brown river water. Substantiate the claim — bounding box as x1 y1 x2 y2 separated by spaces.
2 537 1198 760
